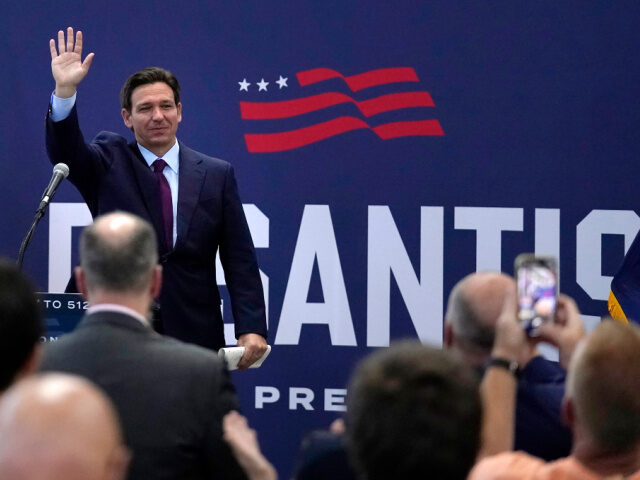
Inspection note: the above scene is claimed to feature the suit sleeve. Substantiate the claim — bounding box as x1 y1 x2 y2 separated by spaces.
218 163 268 340
45 103 110 213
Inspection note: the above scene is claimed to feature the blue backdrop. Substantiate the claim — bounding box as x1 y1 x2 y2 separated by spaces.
2 1 640 476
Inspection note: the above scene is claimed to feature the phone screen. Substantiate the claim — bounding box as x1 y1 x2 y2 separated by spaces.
516 258 557 335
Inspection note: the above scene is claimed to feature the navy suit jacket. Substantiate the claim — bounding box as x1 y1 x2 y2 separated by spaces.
515 356 572 460
46 105 267 350
40 310 247 480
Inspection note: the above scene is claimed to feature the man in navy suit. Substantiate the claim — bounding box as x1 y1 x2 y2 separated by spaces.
444 272 572 460
46 27 267 366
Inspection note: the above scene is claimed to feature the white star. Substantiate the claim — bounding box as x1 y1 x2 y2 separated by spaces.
257 78 269 92
238 78 251 92
276 75 288 89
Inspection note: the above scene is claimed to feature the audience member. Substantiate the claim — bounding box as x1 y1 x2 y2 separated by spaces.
471 297 640 479
0 259 43 393
293 421 354 480
0 373 129 480
40 211 246 479
224 411 277 480
444 272 573 460
345 341 482 480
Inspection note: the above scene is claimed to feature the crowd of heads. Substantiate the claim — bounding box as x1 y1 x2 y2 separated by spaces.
1 207 639 480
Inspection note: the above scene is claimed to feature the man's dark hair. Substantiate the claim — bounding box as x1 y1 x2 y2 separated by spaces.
345 341 481 480
120 67 181 111
0 260 43 391
80 212 158 293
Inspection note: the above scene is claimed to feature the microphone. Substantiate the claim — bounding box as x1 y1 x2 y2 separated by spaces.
38 163 69 212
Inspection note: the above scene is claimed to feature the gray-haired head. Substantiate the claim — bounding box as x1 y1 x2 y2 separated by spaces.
80 211 158 294
445 272 514 366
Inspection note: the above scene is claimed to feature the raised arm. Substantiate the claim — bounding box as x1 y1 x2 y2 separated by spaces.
477 288 522 459
49 27 94 98
223 411 277 480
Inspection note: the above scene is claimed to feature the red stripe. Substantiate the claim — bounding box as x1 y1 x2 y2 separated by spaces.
245 117 369 153
244 117 444 153
296 67 419 92
359 92 434 116
240 91 435 120
374 120 444 139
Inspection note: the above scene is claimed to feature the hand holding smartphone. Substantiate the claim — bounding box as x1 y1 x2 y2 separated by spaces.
514 254 558 336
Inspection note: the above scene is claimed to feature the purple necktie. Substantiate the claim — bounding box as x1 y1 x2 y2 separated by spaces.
152 159 173 248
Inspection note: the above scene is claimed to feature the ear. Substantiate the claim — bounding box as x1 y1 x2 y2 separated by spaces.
443 322 454 348
561 397 574 429
176 102 182 123
74 266 89 299
106 445 131 480
149 266 163 299
121 108 133 129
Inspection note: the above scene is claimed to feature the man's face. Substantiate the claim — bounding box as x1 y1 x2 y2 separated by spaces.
121 82 182 156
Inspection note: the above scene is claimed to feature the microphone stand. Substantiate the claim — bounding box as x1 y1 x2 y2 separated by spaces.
16 202 50 271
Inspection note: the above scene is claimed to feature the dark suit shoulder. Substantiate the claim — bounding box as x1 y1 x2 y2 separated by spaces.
90 131 137 158
147 333 225 370
93 130 130 146
179 143 231 170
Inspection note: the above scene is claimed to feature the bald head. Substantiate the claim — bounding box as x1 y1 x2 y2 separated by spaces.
445 273 515 363
80 211 158 294
566 321 640 452
0 373 129 480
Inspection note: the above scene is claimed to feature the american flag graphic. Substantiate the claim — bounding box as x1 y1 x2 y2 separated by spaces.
239 67 444 153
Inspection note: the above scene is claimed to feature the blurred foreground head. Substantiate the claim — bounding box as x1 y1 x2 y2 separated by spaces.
0 373 129 480
345 341 481 480
565 320 640 453
0 259 43 392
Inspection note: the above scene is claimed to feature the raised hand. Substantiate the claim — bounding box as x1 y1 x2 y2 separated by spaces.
537 294 586 370
49 27 94 98
223 411 277 480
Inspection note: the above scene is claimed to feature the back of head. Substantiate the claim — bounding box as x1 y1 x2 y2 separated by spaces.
0 259 43 391
445 272 514 364
0 373 129 480
120 66 180 111
566 320 640 453
345 341 481 480
80 211 158 294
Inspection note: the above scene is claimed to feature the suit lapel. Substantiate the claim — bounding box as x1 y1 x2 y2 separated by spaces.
128 142 172 253
175 143 205 250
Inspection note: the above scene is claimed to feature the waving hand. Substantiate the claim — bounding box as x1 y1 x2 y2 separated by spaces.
50 27 94 98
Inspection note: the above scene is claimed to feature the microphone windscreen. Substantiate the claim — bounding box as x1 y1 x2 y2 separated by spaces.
53 163 69 178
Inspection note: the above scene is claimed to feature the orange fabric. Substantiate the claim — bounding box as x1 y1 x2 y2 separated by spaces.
469 452 640 480
608 290 629 323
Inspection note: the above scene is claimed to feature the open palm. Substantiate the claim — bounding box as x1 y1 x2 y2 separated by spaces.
50 27 94 97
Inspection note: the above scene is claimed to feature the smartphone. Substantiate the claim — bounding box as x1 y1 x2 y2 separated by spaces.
514 254 558 336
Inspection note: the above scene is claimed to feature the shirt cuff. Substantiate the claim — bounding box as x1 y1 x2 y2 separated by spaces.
50 92 77 122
